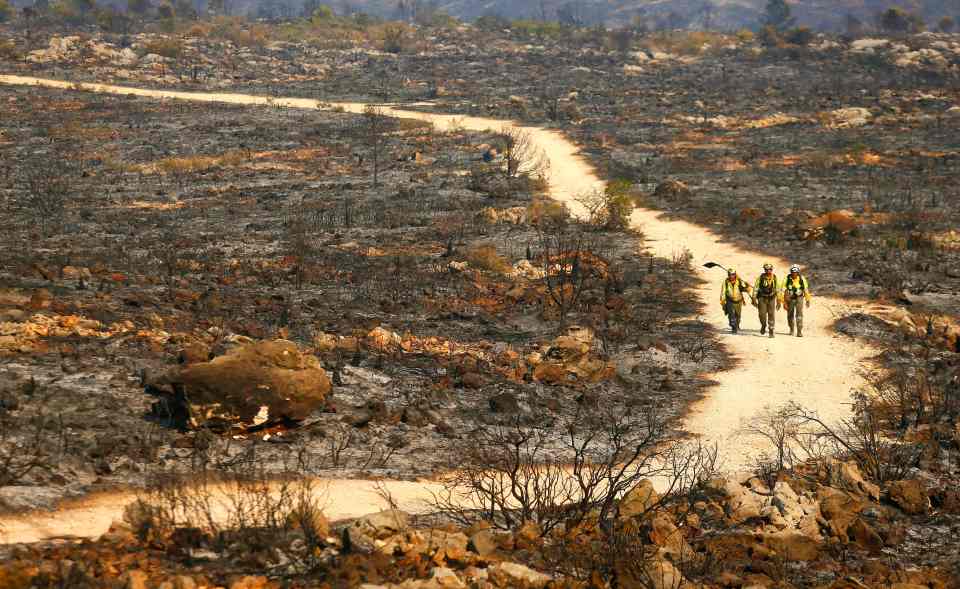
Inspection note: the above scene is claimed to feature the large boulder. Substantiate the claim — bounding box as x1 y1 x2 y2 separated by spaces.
703 531 770 561
763 481 822 540
630 558 686 589
648 512 693 560
818 486 864 540
353 509 409 539
468 529 499 557
887 479 929 515
822 107 872 128
151 339 330 430
532 328 614 386
654 180 691 200
827 460 880 501
849 517 884 554
805 209 862 234
620 479 659 518
488 563 551 588
763 530 821 561
709 478 764 523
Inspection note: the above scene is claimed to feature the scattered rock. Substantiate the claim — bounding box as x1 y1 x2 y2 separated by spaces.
178 342 211 365
126 570 149 589
468 529 498 557
823 107 872 128
353 509 409 538
819 487 864 540
654 179 691 200
488 392 520 413
620 479 659 518
532 331 613 385
849 518 884 554
228 576 271 589
887 479 929 514
827 460 880 501
763 530 820 561
488 562 551 588
712 478 763 523
429 566 465 588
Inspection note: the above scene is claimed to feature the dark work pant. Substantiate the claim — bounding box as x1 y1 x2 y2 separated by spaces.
757 296 776 331
724 300 743 330
786 296 804 332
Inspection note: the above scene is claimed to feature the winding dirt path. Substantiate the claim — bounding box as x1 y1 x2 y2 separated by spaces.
0 75 873 543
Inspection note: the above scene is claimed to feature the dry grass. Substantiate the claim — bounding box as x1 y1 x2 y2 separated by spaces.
466 245 511 274
640 31 729 56
0 39 21 60
152 150 247 176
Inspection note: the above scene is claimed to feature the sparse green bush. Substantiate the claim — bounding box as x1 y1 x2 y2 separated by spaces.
96 7 131 33
381 24 407 53
784 26 814 46
576 179 635 231
475 13 509 32
510 18 563 39
760 0 795 31
207 16 270 48
757 25 783 48
603 179 635 230
879 7 924 34
311 4 333 20
144 36 183 58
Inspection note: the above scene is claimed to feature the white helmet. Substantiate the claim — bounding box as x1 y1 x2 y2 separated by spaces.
790 264 800 273
763 263 773 271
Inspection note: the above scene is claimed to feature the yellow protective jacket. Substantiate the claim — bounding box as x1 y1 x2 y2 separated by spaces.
781 274 811 302
754 273 780 303
720 277 751 305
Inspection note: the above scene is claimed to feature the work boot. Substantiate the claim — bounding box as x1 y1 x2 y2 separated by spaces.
760 325 766 335
769 330 774 338
797 328 803 338
789 324 794 336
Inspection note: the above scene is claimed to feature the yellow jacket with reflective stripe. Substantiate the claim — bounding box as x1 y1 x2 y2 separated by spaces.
780 274 811 301
720 277 751 305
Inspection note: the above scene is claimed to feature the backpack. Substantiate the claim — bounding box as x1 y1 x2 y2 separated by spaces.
784 275 806 297
757 274 777 297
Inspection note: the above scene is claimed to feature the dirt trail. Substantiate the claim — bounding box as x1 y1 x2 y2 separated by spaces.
0 479 444 545
0 75 873 543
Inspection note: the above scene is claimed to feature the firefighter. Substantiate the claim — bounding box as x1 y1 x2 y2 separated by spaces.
720 268 752 334
781 264 811 337
753 263 780 338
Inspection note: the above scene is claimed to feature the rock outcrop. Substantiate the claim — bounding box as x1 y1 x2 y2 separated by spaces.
148 339 330 430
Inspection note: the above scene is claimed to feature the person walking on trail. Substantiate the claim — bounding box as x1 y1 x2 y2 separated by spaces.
753 263 780 338
782 264 811 337
720 268 752 334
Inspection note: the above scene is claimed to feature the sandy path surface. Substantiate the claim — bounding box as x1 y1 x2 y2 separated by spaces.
0 479 444 544
0 75 873 543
